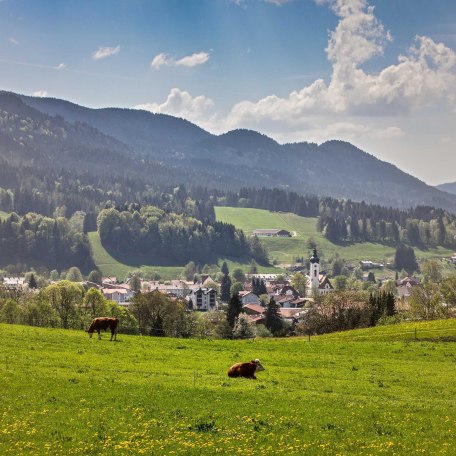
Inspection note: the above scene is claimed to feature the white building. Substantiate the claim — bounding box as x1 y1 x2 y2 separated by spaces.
187 287 217 311
307 248 333 296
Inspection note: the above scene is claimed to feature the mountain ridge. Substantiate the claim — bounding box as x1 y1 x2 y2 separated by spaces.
1 90 454 213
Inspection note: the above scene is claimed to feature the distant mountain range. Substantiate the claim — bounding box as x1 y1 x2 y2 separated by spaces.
1 90 455 213
436 182 456 196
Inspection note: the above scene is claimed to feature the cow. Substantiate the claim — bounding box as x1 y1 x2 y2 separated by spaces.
86 317 119 341
227 359 265 379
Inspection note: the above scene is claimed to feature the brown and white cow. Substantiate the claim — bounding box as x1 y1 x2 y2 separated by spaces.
86 317 119 341
227 359 265 379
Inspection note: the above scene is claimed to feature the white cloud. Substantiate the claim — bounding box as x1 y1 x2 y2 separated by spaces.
92 46 120 60
150 51 210 70
134 88 215 125
33 91 48 97
55 63 66 70
8 37 18 45
226 0 456 130
175 52 210 67
150 53 171 70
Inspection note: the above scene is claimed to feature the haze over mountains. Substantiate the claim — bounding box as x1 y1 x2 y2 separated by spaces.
2 91 455 213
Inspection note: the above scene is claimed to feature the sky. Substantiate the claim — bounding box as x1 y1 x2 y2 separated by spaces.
0 0 455 186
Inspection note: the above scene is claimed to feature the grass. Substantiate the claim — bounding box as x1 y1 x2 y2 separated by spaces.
1 321 456 454
88 232 278 280
215 206 454 267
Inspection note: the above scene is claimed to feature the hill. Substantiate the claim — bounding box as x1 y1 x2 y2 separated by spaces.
1 321 456 454
215 206 453 266
437 182 456 196
14 91 456 213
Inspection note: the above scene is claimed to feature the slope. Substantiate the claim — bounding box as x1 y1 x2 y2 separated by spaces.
18 92 456 212
1 321 456 454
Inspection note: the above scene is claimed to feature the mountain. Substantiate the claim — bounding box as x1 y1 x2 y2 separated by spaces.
1 90 455 213
436 182 456 196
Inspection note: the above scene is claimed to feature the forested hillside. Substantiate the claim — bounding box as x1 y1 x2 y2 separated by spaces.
1 90 456 273
17 91 456 212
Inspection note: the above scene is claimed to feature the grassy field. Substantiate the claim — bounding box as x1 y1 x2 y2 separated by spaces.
215 206 454 267
88 232 278 281
1 321 456 455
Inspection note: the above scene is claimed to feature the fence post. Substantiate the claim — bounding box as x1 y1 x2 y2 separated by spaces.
415 327 417 340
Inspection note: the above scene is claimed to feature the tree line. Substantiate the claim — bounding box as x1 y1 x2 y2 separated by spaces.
97 205 268 265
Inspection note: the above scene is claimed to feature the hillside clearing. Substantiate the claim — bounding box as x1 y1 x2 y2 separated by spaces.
88 231 278 280
215 206 454 266
1 321 456 454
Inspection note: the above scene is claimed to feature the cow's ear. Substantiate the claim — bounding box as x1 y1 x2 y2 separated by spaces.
251 360 255 363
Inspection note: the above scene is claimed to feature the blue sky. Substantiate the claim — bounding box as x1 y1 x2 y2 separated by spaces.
0 0 455 185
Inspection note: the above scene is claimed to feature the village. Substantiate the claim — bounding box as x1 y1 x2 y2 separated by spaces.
2 246 447 331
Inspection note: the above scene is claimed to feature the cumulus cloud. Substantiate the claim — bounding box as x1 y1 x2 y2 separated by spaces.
33 91 48 97
92 46 120 60
134 88 215 124
227 0 456 129
150 51 210 70
55 63 66 70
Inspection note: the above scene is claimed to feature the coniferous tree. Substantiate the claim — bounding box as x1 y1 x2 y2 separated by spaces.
220 274 232 303
227 292 243 329
265 297 284 336
221 261 229 276
28 273 37 289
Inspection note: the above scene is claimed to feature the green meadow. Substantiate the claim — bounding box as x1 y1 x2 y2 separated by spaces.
1 320 456 455
88 231 278 280
215 206 454 266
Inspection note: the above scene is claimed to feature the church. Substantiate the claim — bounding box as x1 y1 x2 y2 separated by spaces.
307 248 333 296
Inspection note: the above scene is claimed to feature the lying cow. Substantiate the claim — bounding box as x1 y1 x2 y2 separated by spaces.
227 359 265 379
86 317 119 341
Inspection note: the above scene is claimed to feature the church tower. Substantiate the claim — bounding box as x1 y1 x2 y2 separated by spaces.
310 248 320 291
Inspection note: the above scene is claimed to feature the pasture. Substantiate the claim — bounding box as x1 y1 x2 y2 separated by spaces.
215 206 454 266
88 231 278 280
1 320 456 454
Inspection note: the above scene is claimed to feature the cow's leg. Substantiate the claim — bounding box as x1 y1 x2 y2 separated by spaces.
98 329 102 340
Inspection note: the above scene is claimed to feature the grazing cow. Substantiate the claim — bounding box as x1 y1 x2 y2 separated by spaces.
227 359 265 379
87 317 119 341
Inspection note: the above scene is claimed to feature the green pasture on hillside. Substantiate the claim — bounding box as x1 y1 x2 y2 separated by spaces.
1 321 456 454
88 232 278 281
215 206 454 266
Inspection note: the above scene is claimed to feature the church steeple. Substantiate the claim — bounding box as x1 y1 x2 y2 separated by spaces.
310 248 320 290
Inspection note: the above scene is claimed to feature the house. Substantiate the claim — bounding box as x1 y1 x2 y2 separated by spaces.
102 276 118 286
449 253 456 264
144 280 191 298
239 291 261 306
360 260 384 270
252 229 291 237
242 303 266 325
3 277 26 290
396 277 420 301
187 287 217 311
102 287 134 306
279 307 306 323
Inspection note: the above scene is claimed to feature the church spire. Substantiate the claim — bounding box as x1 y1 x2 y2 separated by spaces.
310 248 320 290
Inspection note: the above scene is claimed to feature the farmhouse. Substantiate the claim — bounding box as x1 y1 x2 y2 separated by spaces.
252 229 291 237
360 260 384 270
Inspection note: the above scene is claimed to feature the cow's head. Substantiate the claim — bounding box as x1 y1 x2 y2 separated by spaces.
252 359 265 372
